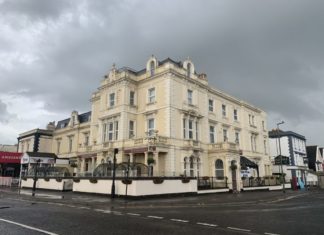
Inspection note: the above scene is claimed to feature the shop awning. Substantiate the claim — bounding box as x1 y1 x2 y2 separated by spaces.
0 152 23 164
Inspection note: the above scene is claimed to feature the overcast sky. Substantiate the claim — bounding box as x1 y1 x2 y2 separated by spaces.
1 0 324 146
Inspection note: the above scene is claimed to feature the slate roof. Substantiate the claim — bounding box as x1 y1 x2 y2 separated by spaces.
56 111 91 129
118 58 191 76
268 130 306 140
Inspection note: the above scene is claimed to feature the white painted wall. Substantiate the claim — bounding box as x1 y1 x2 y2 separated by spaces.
21 178 73 191
73 179 197 196
269 136 289 157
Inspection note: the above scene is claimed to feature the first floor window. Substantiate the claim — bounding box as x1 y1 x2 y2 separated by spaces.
183 119 186 138
108 122 114 140
235 132 240 144
223 129 228 142
130 91 135 106
68 136 73 153
114 121 119 140
129 121 135 138
188 120 193 139
148 118 155 136
210 126 215 143
234 109 238 121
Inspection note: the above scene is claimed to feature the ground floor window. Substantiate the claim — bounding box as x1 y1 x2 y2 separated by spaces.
215 159 224 179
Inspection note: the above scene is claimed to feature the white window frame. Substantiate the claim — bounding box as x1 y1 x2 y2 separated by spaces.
129 120 135 138
148 88 155 103
234 109 238 121
209 99 214 112
109 93 115 107
222 104 226 117
130 91 135 106
210 126 215 143
148 118 155 136
187 89 193 105
188 119 193 139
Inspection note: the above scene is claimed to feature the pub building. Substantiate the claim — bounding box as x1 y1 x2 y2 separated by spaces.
0 151 23 177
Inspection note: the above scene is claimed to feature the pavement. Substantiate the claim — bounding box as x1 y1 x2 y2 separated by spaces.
0 186 312 208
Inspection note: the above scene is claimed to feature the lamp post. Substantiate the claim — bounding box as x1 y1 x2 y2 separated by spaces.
111 148 118 199
32 159 41 197
276 121 285 193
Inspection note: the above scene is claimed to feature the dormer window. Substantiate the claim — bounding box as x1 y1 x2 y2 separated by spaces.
150 61 155 76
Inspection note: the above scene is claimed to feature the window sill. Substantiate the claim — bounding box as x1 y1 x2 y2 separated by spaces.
147 101 156 105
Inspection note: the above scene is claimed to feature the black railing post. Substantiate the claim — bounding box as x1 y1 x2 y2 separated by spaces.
111 148 118 199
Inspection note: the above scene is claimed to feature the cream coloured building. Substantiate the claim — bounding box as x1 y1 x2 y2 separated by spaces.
19 57 272 186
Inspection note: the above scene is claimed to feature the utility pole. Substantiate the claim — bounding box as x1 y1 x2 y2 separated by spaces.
276 121 285 193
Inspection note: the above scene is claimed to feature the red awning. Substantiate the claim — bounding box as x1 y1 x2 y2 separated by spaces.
0 152 23 164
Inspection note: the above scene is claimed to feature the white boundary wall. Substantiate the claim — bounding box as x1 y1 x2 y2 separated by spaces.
73 179 197 196
21 178 73 191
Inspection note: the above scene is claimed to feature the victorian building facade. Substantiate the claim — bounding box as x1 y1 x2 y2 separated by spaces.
18 57 271 182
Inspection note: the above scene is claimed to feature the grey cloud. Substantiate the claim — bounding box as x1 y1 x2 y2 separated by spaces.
0 0 73 21
1 0 324 144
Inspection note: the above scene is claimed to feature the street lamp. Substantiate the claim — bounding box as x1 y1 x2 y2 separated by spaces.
276 121 285 193
111 148 118 199
32 159 41 197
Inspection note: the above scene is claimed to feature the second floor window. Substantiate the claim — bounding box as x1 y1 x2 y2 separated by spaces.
130 91 135 106
84 134 89 146
148 88 155 103
234 109 238 121
222 104 226 117
187 89 193 105
209 99 214 112
68 136 73 153
56 140 61 154
103 121 119 142
109 93 115 107
251 134 257 152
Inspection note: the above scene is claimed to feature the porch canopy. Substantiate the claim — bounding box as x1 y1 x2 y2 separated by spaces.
240 156 259 177
21 152 57 164
0 151 23 164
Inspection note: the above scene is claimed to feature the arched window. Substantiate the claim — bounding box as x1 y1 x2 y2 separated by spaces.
187 63 191 77
215 159 224 179
150 61 155 76
189 156 194 177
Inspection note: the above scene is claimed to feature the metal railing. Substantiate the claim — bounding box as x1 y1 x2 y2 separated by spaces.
198 177 228 190
242 177 281 187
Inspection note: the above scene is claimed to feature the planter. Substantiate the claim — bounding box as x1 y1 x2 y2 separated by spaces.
202 176 210 180
56 178 62 182
153 178 164 184
73 178 80 183
44 178 50 182
147 158 155 165
89 178 97 184
122 179 132 185
230 165 237 171
181 178 190 183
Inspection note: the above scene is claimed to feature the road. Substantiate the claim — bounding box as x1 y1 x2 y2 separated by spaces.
0 188 323 235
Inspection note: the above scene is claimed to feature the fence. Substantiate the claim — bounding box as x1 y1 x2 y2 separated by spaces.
198 177 228 190
0 177 19 187
242 177 281 187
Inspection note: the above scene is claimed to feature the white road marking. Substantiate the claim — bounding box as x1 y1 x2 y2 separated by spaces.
197 222 218 227
265 233 280 235
94 209 106 213
170 219 189 223
147 215 164 219
102 210 112 214
127 213 141 216
227 226 251 232
0 218 59 235
78 206 90 210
